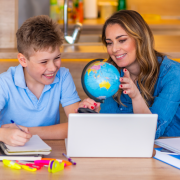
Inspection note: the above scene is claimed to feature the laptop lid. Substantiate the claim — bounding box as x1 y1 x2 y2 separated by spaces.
67 114 157 157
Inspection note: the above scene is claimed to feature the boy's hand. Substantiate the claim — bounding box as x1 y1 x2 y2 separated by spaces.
120 68 141 100
1 124 32 146
77 98 101 112
2 123 30 134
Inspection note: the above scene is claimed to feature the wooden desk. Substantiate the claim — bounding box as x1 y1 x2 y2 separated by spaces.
1 140 180 180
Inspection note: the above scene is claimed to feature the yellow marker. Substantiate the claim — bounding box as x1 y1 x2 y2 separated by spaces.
21 165 37 172
48 160 64 173
3 160 21 170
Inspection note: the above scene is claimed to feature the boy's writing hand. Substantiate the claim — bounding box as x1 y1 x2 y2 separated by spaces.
2 123 30 133
1 124 32 146
120 68 141 100
77 98 101 112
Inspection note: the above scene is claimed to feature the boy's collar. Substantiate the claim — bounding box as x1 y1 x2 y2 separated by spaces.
14 64 59 89
14 64 27 88
52 72 59 84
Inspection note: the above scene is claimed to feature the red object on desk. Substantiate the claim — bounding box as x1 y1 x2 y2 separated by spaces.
42 158 72 166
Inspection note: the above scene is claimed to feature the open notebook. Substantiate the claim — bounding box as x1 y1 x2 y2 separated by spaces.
0 135 51 155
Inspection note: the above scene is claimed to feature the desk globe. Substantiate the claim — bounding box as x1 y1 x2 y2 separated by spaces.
81 59 121 103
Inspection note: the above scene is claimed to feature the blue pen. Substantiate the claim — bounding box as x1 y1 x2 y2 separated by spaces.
11 120 25 132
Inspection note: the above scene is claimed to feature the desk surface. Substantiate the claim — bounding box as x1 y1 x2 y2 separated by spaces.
0 140 180 180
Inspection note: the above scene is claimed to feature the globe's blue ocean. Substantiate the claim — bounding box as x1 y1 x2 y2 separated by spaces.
84 62 120 99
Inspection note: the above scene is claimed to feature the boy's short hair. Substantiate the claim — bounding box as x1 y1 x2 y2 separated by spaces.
16 15 64 59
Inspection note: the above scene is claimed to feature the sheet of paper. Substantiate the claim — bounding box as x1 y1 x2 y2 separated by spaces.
155 138 180 152
5 135 51 152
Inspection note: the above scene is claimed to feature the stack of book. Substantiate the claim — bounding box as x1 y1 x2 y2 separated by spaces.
0 135 51 161
154 138 180 169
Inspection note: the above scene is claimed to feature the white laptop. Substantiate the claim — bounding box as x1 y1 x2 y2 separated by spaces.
67 114 158 157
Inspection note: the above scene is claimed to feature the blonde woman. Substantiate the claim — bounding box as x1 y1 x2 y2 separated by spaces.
79 10 180 139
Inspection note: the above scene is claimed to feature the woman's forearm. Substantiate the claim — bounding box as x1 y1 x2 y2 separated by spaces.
132 94 152 114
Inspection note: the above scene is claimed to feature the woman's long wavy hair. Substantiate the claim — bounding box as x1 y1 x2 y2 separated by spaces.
102 10 164 107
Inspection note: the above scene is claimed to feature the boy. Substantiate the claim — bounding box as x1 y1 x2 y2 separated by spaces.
0 15 81 146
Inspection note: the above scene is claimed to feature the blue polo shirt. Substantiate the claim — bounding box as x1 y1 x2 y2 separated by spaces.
0 64 80 127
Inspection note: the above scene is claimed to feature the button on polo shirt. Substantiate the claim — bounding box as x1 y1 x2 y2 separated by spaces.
0 64 80 127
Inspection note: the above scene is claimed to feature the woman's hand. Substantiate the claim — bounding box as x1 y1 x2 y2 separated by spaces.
120 68 141 100
77 98 101 112
0 124 32 146
119 68 152 114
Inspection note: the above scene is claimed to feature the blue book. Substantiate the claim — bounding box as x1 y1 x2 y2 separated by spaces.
153 148 180 170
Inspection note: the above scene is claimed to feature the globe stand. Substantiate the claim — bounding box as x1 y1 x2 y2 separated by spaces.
78 108 97 113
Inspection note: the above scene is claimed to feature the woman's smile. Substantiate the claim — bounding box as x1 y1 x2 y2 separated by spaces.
115 53 127 60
